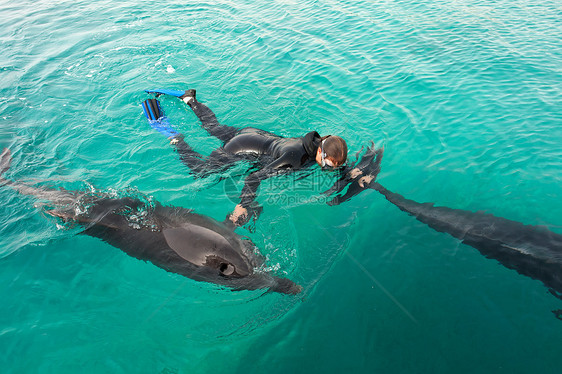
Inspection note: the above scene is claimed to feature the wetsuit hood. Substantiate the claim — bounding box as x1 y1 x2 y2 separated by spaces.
302 131 322 159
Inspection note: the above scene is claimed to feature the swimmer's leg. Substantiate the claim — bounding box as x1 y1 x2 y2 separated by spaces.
171 135 207 176
142 98 208 175
142 98 240 178
172 137 241 178
180 90 239 144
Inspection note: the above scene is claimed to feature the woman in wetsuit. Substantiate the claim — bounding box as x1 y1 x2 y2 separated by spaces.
141 89 348 225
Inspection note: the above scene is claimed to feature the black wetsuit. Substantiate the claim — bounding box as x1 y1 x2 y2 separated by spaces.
173 98 322 209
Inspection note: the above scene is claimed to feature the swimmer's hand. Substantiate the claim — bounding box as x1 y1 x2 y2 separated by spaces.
349 168 374 188
349 168 362 179
358 174 374 188
229 204 248 225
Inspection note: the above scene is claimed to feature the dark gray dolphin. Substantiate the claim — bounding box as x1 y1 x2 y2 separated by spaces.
0 149 301 295
372 182 562 298
324 143 562 299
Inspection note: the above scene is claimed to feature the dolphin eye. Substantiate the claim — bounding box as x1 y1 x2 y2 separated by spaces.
219 263 235 276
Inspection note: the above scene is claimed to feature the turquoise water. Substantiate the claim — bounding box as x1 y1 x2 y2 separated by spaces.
1 0 562 372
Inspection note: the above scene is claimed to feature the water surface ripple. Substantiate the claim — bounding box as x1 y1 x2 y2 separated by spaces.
1 0 561 373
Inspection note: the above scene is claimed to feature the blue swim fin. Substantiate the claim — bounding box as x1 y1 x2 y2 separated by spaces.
142 98 164 121
141 99 179 139
144 89 188 98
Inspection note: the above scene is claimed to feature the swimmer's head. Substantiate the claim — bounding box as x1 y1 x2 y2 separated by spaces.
316 135 347 168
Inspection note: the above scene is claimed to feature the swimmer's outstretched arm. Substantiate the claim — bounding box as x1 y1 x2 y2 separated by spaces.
229 156 291 225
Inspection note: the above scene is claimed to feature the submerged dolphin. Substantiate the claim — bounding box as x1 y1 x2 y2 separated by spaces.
325 144 562 298
0 149 301 295
372 182 562 298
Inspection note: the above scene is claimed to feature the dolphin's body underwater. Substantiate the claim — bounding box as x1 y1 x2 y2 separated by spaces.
326 144 562 298
0 149 301 295
372 182 562 297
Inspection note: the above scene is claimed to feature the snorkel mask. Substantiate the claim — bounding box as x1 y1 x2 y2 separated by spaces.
321 139 336 168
